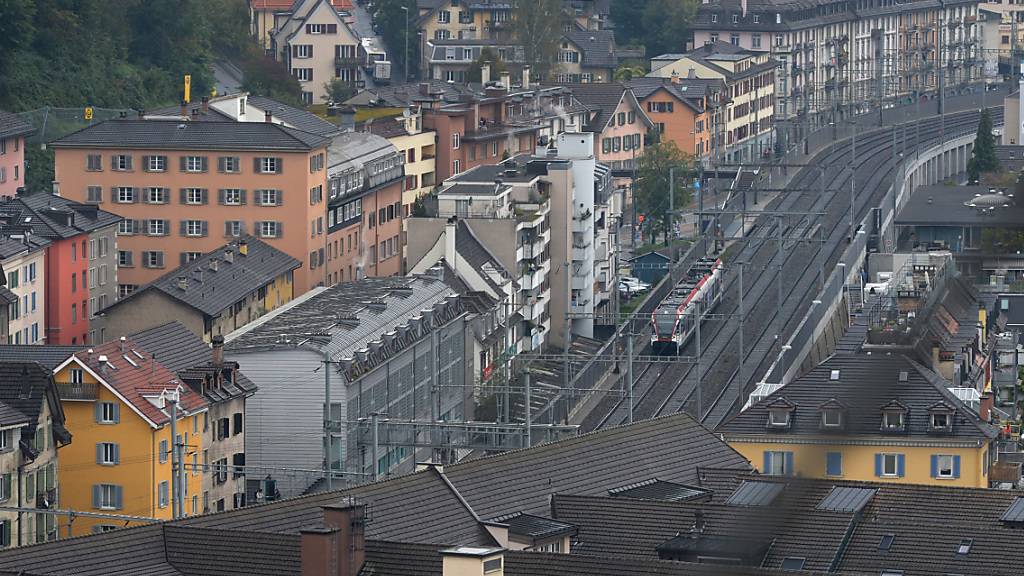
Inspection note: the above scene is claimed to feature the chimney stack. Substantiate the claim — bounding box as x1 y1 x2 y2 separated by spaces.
180 100 187 117
239 240 249 256
209 258 219 272
201 96 209 113
481 62 491 85
224 249 234 264
980 392 993 422
177 276 189 291
265 109 273 123
500 71 512 91
120 336 126 352
522 65 531 90
694 509 706 533
300 527 340 576
338 106 356 133
298 500 366 576
212 335 225 368
445 217 457 270
671 70 680 85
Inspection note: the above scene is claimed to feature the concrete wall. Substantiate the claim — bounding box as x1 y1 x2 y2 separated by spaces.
101 291 205 342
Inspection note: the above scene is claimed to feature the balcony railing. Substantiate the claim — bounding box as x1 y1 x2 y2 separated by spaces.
56 381 98 401
335 56 362 67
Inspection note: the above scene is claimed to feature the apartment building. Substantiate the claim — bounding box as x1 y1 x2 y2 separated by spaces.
363 109 438 216
979 3 1024 75
417 0 514 43
97 237 300 342
325 130 405 284
649 42 776 163
0 362 68 547
131 322 257 514
0 112 32 199
0 193 120 346
627 76 725 159
691 0 981 148
225 276 469 493
271 0 364 105
50 118 331 295
250 0 354 51
0 236 47 345
721 354 999 487
53 339 207 535
426 39 524 82
554 28 618 83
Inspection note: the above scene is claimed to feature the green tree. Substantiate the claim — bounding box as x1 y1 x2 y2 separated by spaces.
372 0 419 81
635 141 694 245
968 109 1000 183
641 0 698 57
614 64 647 82
323 78 356 104
466 48 509 83
513 0 563 78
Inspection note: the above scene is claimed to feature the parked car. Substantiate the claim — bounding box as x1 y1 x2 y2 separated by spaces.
620 276 651 293
618 281 636 299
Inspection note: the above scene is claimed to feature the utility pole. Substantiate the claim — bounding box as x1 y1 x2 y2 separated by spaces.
401 5 410 83
160 386 183 520
738 262 745 391
523 369 532 447
323 351 333 491
695 301 703 420
370 412 380 482
626 335 634 424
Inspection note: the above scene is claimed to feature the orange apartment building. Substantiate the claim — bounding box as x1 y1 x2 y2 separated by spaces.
627 76 725 160
50 119 331 296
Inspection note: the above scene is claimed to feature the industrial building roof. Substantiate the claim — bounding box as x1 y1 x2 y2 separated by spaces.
897 184 1024 227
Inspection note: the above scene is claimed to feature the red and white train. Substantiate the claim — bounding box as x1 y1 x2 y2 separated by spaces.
650 258 724 355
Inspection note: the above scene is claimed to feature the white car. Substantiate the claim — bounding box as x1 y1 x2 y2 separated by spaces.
620 276 651 293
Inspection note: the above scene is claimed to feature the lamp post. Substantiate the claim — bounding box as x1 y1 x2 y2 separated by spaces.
401 5 410 83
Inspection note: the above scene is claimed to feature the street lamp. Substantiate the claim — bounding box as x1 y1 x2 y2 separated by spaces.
401 5 410 83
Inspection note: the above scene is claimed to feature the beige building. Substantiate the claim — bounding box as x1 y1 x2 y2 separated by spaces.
0 236 46 345
271 0 363 105
365 109 438 216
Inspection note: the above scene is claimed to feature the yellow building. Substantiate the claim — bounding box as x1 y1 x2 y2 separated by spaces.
53 338 207 535
719 354 999 488
364 110 438 216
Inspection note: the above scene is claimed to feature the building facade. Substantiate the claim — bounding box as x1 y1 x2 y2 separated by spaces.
627 76 723 160
50 119 331 295
0 112 33 199
0 236 47 345
364 110 437 216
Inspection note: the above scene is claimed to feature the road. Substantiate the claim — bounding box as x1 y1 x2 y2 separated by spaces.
212 60 245 96
580 87 1007 433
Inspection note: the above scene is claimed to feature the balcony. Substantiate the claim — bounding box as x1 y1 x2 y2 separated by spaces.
335 56 362 67
56 381 98 401
36 488 57 509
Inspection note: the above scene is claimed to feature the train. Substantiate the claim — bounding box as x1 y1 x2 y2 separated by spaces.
650 257 724 355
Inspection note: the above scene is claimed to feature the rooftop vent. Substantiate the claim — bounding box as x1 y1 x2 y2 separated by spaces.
829 369 840 380
898 370 908 382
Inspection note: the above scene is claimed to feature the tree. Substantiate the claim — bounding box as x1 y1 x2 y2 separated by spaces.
323 78 356 104
513 0 563 78
372 0 419 82
967 109 1000 183
641 0 698 57
635 141 694 245
466 48 509 83
614 64 647 82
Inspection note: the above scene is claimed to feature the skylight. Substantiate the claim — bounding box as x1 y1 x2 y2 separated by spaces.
781 557 805 571
878 534 894 551
829 369 840 380
957 538 972 555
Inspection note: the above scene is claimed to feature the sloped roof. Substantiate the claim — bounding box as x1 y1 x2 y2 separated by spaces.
248 95 341 137
50 120 330 151
551 82 642 130
563 28 617 69
105 237 300 317
0 362 63 431
0 110 34 140
0 193 121 240
0 235 49 259
0 345 81 370
718 353 999 441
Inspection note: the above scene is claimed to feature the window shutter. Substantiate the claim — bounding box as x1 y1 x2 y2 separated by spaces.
217 157 225 173
114 485 123 510
114 444 120 464
953 455 961 479
274 158 283 174
293 43 300 57
142 156 151 171
784 452 794 477
874 453 882 477
276 191 283 206
180 252 188 267
239 189 247 205
180 156 188 172
109 186 117 202
110 155 118 169
224 221 232 237
179 220 188 236
157 252 165 268
762 451 770 474
1 520 8 547
125 155 133 170
94 403 103 423
132 187 140 203
200 157 209 173
132 220 142 234
276 221 283 236
233 413 243 435
218 189 225 204
254 157 261 173
163 219 171 236
113 403 120 423
179 188 187 204
92 485 100 508
896 454 906 478
2 475 9 502
239 221 247 235
126 251 134 266
930 455 938 478
826 452 841 476
201 221 208 237
201 189 209 204
327 23 337 33
96 443 103 464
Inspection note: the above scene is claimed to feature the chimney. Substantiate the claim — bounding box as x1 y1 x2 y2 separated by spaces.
209 258 220 272
694 509 706 533
522 65 531 90
98 355 108 375
445 217 457 270
481 61 491 85
308 500 366 576
741 0 747 17
671 70 680 85
265 109 273 123
212 335 225 368
180 100 187 117
239 240 249 257
300 526 341 576
500 71 511 91
137 109 145 119
201 96 209 113
980 392 993 422
688 68 696 79
419 82 430 96
339 106 356 132
120 336 126 352
440 548 505 576
191 107 201 119
223 249 234 264
177 276 189 291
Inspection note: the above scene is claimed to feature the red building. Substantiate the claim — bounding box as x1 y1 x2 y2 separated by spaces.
0 192 120 344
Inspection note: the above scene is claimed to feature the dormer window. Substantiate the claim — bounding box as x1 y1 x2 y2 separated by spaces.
769 409 791 427
927 402 955 433
880 400 908 433
818 398 846 431
764 397 795 430
931 413 949 428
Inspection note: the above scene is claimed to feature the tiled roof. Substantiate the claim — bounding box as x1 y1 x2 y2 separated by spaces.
563 29 617 69
490 512 577 540
251 0 352 10
247 95 341 137
0 524 181 576
0 362 62 432
0 345 82 370
626 76 723 112
718 353 999 441
107 236 300 317
0 235 49 259
0 110 34 140
0 193 121 240
455 221 508 294
50 119 330 151
0 399 29 428
73 338 208 427
145 103 235 121
551 82 629 130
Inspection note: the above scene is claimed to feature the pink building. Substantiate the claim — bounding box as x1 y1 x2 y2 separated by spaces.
0 111 34 198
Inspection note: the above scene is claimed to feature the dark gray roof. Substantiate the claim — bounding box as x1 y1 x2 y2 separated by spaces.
994 145 1024 172
455 221 509 294
0 192 121 240
50 119 330 151
0 524 180 576
107 237 300 317
0 399 28 427
718 354 999 441
247 95 341 137
608 478 711 502
551 82 630 130
626 77 724 112
0 235 49 259
0 362 63 432
146 103 235 121
0 345 82 370
0 110 34 140
490 512 577 540
563 29 617 69
816 486 876 513
897 184 1024 227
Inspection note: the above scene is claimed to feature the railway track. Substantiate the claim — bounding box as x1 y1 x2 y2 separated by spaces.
581 106 1003 432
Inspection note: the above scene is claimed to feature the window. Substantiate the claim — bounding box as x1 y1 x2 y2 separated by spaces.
118 250 134 267
711 13 718 23
732 13 739 23
763 451 792 476
143 251 165 268
97 442 119 465
452 159 461 174
183 188 205 205
87 154 102 171
956 538 972 555
753 14 760 23
221 189 243 205
258 189 280 206
878 534 895 551
146 155 167 172
876 453 904 478
882 411 904 431
225 221 243 237
293 68 313 81
294 44 312 58
617 112 626 125
0 473 9 502
932 454 960 479
438 9 450 23
259 221 281 238
118 220 135 235
145 187 167 204
452 133 461 149
752 34 762 49
768 409 790 427
158 481 169 508
826 452 842 476
159 439 168 464
87 186 103 203
116 187 135 203
147 220 167 236
930 412 951 430
219 156 240 173
112 155 132 171
781 558 805 571
93 484 122 510
822 409 842 428
258 157 280 174
184 220 204 237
